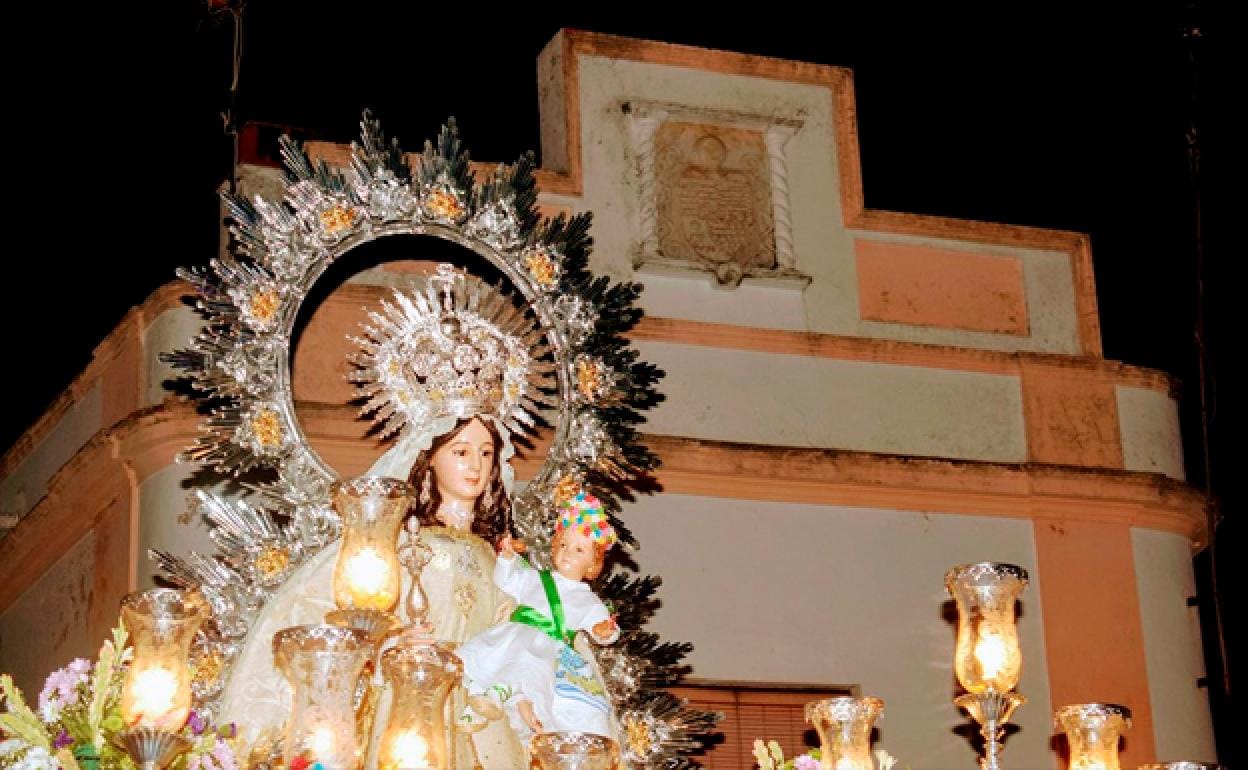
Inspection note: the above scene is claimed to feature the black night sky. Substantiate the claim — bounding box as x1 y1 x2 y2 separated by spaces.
3 1 1237 757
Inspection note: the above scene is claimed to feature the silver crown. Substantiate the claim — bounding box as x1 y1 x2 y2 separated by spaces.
348 264 556 437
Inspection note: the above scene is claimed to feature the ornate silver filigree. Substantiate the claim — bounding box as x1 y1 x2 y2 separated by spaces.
161 114 705 769
419 175 469 225
553 294 595 347
465 196 523 251
347 264 555 438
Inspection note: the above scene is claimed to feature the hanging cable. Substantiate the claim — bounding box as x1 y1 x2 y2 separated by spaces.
1183 0 1230 698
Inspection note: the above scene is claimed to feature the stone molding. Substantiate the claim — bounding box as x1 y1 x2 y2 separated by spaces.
0 399 1205 615
1 279 1177 498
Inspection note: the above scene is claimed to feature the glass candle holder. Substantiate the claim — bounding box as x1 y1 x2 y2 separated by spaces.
331 476 413 612
1055 703 1132 770
324 608 401 645
945 562 1028 693
274 624 372 770
119 588 208 730
531 732 620 770
805 696 884 770
377 643 463 770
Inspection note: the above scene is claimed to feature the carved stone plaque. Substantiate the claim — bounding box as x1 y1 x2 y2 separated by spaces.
654 122 775 271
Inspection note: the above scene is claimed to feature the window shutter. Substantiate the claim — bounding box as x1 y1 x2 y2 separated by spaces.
669 684 854 769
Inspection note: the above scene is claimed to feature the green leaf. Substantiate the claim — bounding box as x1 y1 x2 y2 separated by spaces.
60 709 93 745
0 676 50 750
751 739 774 770
85 645 114 749
86 622 128 750
101 741 136 770
767 740 784 762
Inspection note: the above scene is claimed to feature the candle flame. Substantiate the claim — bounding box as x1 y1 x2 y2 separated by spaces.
345 547 390 596
131 666 178 723
974 631 1009 681
310 727 335 757
391 730 429 768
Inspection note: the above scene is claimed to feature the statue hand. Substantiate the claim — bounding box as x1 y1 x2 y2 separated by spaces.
498 536 526 558
517 699 544 734
494 598 517 624
590 617 618 643
381 622 437 653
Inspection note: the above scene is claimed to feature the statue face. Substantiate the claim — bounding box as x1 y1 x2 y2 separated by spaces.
430 418 495 508
552 527 600 582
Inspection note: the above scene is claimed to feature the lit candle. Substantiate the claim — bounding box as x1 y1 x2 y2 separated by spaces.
275 625 371 770
344 546 393 605
378 644 462 770
309 726 335 758
804 697 883 770
128 666 180 726
330 477 412 612
974 628 1008 681
389 730 429 768
1055 703 1131 770
118 588 206 731
946 564 1027 694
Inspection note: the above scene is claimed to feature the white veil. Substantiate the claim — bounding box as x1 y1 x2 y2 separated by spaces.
365 413 518 494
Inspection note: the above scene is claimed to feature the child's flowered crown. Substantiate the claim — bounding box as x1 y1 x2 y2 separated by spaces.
556 492 617 549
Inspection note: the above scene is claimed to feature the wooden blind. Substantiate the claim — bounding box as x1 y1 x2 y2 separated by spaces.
669 684 854 769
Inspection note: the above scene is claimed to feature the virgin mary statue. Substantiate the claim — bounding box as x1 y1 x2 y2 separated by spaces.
216 265 585 768
154 118 706 770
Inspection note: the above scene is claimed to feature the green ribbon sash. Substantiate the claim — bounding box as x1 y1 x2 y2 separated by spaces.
510 569 575 646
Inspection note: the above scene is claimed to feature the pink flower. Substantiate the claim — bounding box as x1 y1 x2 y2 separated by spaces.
37 659 91 720
794 756 820 770
211 739 238 770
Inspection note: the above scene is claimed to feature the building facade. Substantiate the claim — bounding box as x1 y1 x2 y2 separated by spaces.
0 30 1214 767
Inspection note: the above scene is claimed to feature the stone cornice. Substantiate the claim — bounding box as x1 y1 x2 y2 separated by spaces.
143 280 1186 392
1 275 1178 497
650 434 1204 545
632 318 1176 395
0 417 137 610
0 399 1204 613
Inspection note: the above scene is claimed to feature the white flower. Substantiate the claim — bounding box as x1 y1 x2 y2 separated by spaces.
874 749 898 770
37 699 61 723
13 745 60 770
0 738 27 758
